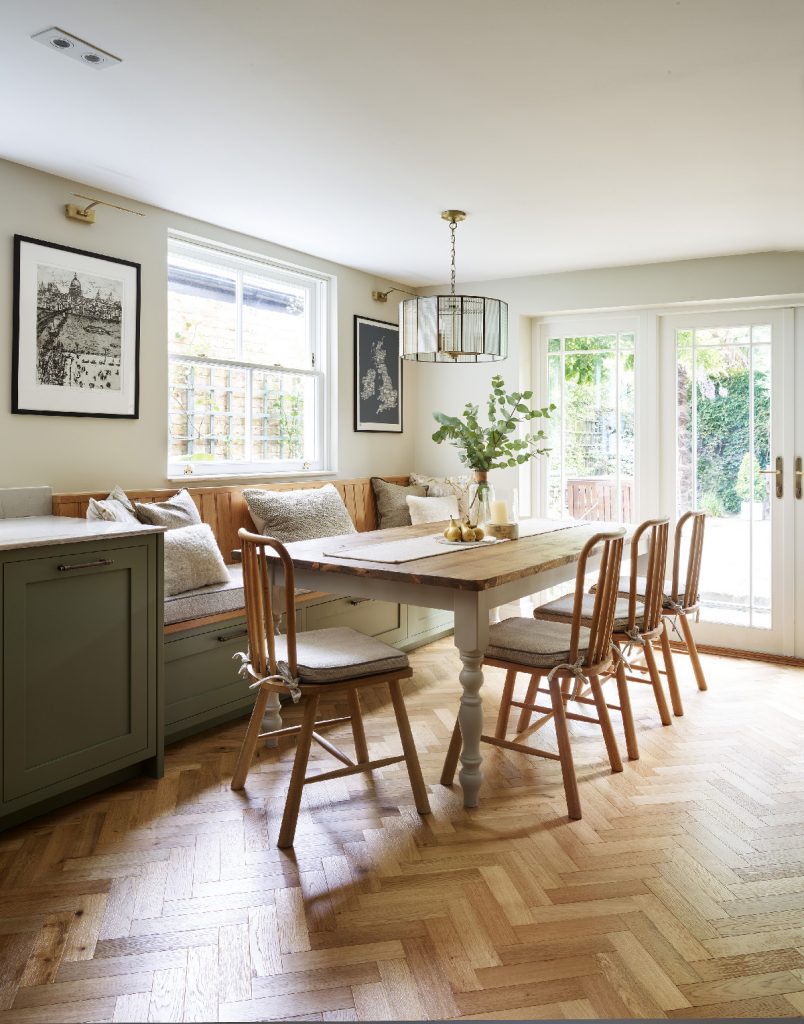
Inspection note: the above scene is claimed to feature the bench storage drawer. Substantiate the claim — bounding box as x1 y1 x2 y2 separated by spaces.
164 618 252 738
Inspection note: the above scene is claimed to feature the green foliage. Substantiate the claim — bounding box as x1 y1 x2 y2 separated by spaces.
699 490 725 518
735 453 766 503
431 375 554 471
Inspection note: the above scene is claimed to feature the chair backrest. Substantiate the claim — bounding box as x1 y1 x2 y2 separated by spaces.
669 511 706 611
627 518 669 634
568 529 625 670
239 529 299 681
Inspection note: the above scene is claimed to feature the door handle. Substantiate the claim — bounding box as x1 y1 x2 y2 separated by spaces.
796 456 802 500
759 456 783 498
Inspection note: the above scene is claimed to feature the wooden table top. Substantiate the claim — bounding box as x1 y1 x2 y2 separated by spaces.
281 519 623 593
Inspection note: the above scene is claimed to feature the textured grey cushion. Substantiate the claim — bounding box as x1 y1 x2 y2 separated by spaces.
164 564 245 624
87 485 140 524
273 627 409 683
244 484 356 542
135 488 201 529
371 478 426 529
163 523 231 598
593 575 676 608
486 617 590 669
534 594 642 632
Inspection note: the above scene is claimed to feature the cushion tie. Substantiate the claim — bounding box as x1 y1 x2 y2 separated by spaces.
546 657 588 700
612 642 637 673
233 651 302 703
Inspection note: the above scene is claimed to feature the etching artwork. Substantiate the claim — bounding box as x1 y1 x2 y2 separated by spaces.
36 265 123 390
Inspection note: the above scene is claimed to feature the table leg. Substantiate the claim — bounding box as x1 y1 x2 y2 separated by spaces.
454 592 489 808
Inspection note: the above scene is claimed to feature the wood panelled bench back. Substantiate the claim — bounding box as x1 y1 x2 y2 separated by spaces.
52 477 407 562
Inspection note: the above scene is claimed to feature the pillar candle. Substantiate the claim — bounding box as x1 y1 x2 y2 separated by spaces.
490 500 509 525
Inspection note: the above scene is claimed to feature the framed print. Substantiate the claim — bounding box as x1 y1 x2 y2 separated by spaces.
12 235 141 418
354 315 402 433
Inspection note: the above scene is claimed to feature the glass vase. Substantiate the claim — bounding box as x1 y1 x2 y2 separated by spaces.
468 470 495 528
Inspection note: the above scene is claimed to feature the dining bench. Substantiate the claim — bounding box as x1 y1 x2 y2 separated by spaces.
52 477 454 741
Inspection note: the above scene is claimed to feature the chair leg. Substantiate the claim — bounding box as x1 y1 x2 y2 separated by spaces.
588 675 623 773
678 612 708 692
494 669 517 739
614 653 639 761
548 675 581 820
277 695 319 849
388 680 430 815
348 689 370 763
440 718 462 787
659 623 684 716
516 673 540 732
231 684 272 791
644 639 672 726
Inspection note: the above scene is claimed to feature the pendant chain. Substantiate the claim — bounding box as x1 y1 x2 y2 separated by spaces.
449 218 457 296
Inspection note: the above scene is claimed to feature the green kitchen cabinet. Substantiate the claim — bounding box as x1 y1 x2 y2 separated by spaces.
0 521 163 829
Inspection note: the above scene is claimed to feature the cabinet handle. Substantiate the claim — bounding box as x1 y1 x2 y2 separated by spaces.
57 558 114 572
347 598 371 606
218 630 248 642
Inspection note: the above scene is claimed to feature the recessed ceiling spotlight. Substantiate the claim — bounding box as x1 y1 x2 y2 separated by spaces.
30 27 121 69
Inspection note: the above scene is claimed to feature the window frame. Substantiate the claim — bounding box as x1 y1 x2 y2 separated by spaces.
167 233 332 479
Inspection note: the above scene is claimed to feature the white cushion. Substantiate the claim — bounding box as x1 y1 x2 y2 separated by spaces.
135 488 201 530
534 593 642 632
405 494 459 525
274 627 409 683
409 473 472 517
486 617 590 670
163 523 231 597
244 484 356 542
86 485 140 524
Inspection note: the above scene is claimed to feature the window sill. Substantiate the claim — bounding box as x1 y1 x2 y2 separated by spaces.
166 469 337 484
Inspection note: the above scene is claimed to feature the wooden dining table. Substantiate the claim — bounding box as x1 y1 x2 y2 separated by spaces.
271 518 615 808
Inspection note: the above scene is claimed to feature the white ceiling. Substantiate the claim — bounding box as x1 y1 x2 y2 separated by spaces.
2 0 803 285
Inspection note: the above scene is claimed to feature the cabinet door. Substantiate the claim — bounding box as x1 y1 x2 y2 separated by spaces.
3 545 151 802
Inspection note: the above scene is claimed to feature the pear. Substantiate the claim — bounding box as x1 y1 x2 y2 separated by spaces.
443 516 462 542
460 521 477 542
473 525 485 541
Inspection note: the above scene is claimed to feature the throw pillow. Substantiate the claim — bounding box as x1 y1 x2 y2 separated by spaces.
86 485 140 524
134 488 202 530
243 484 356 543
370 477 426 529
163 523 231 597
406 494 459 525
409 473 473 517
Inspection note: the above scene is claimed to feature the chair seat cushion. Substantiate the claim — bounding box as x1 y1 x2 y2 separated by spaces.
486 617 590 670
592 576 678 609
534 593 643 633
274 627 409 683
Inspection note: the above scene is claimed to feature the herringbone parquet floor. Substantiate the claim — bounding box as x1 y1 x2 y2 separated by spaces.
1 638 803 1022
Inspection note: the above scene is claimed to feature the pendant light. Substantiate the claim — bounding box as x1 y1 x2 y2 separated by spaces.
400 210 508 363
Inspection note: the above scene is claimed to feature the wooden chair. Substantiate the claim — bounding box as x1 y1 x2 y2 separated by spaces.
441 529 625 820
231 529 430 848
662 510 708 697
534 519 675 756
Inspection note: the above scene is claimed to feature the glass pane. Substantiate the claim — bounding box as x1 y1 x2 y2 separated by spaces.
251 370 314 462
564 351 620 520
677 331 772 629
169 360 246 463
546 354 563 517
168 255 237 361
619 332 635 350
565 334 617 351
619 350 635 522
242 273 308 368
547 338 560 353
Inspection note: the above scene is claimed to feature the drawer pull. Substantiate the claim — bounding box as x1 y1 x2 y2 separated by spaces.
57 558 114 572
347 598 371 606
218 630 249 643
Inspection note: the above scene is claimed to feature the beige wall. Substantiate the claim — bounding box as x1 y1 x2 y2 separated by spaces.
409 251 804 481
0 158 413 491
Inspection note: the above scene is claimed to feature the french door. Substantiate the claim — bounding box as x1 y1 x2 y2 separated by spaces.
535 306 803 657
659 308 797 656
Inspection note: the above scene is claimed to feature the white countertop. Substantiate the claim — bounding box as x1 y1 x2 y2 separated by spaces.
0 516 164 552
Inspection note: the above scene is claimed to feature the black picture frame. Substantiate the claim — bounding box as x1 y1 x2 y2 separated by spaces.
12 234 141 418
353 315 402 433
